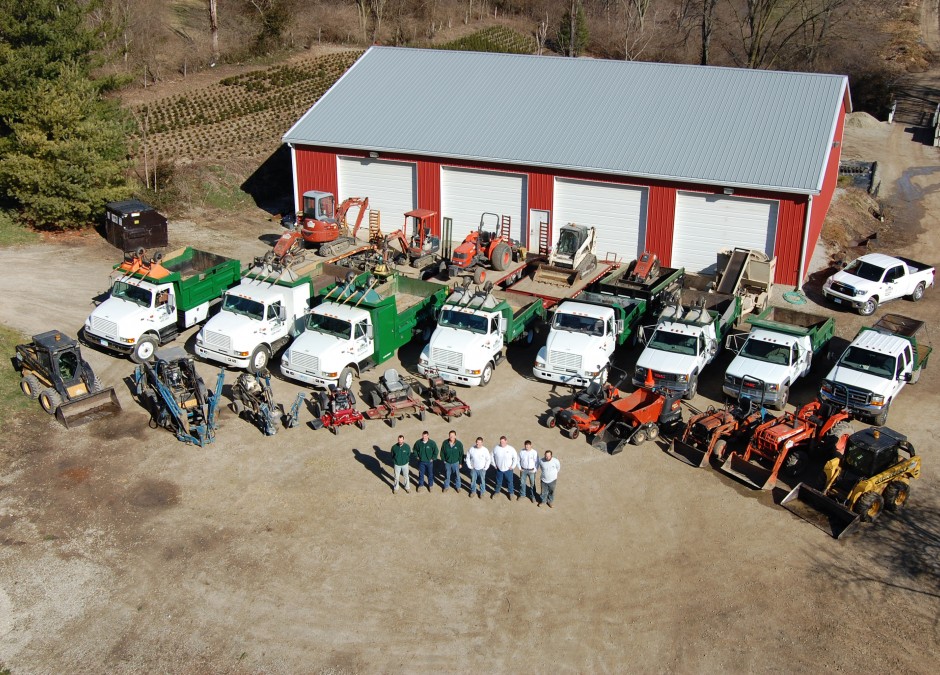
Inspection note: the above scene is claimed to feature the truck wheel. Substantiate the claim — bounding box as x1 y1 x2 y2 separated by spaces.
872 403 890 427
20 374 41 399
854 491 884 522
883 481 910 511
480 363 493 387
338 367 355 391
131 335 158 363
911 281 926 302
248 345 271 374
682 375 698 401
858 297 878 316
39 388 61 415
491 243 512 271
773 385 789 411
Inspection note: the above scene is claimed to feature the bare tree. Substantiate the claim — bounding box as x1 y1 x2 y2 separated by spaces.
620 0 655 60
355 0 369 41
535 14 549 55
370 0 387 42
208 0 219 64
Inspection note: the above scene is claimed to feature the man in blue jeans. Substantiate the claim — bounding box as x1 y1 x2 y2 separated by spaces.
491 436 519 500
440 430 464 493
538 450 561 508
413 430 438 493
465 436 491 499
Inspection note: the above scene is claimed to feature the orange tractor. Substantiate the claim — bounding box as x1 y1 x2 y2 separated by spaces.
296 190 370 256
719 399 853 490
446 212 523 277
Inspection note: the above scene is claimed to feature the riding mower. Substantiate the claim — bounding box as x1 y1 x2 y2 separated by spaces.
545 378 625 440
309 384 365 433
424 368 472 421
363 368 427 427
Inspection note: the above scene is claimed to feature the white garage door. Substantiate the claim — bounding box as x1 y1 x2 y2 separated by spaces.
337 157 417 228
672 192 778 274
553 178 647 263
441 167 527 244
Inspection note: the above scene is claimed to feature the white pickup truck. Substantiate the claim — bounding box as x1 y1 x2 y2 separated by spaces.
822 253 934 316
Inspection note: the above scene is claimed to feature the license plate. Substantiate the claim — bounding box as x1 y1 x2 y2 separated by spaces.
832 297 842 304
99 339 108 346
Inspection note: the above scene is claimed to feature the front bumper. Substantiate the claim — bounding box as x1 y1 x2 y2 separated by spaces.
195 343 249 368
281 365 335 388
819 387 885 417
822 288 865 309
419 362 483 387
723 384 783 405
533 366 593 388
82 327 135 355
632 376 690 394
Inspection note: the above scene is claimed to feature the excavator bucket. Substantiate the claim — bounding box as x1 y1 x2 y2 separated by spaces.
55 387 122 429
667 438 711 468
719 452 777 490
781 483 861 539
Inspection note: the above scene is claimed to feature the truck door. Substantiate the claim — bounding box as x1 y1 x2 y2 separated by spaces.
267 302 284 333
883 265 906 300
353 321 371 360
155 287 175 325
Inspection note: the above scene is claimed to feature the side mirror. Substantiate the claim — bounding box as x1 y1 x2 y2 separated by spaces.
707 340 718 356
366 325 374 340
614 320 624 336
167 301 176 314
278 306 287 322
902 372 912 382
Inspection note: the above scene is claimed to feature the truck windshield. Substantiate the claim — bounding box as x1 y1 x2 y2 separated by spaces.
741 339 790 365
648 330 697 356
552 312 604 336
222 294 264 321
439 309 489 334
307 313 352 339
112 281 152 308
839 347 895 379
844 260 885 282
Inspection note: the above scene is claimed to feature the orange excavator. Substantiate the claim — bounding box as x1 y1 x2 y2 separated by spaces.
297 190 370 256
383 209 443 271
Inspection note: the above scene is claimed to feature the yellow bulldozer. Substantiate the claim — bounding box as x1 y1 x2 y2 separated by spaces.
781 426 920 538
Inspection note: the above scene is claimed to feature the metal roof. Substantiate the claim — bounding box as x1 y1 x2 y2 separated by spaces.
283 47 850 195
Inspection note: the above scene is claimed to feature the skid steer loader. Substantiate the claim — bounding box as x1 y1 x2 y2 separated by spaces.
14 330 121 428
781 427 921 538
531 223 598 286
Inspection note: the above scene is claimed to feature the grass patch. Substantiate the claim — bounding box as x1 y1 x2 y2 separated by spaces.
0 209 41 247
200 166 254 211
0 324 40 431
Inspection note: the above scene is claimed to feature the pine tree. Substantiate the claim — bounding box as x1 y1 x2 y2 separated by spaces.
557 1 589 57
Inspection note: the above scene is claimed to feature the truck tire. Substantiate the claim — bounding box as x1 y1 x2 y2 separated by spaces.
872 402 890 427
248 345 271 374
491 243 512 271
682 374 698 401
480 362 493 387
910 281 926 302
883 481 910 511
858 296 878 316
338 367 355 392
131 335 158 363
20 374 41 399
39 388 61 415
772 384 789 411
854 491 884 522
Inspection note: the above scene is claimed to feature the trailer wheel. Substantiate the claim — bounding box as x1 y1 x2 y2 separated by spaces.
480 363 493 387
248 345 271 374
39 388 61 415
854 491 884 522
330 424 338 435
630 428 648 445
858 296 878 316
131 335 158 364
20 374 40 399
443 414 450 423
417 409 426 422
883 481 910 511
388 416 397 428
466 408 472 418
911 281 926 302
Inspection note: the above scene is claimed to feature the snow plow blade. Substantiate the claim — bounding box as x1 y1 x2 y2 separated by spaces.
719 452 776 490
55 387 122 429
780 483 861 539
667 438 710 467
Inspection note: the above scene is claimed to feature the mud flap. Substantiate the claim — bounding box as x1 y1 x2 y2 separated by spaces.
667 438 710 467
55 388 122 429
781 483 861 539
719 452 776 490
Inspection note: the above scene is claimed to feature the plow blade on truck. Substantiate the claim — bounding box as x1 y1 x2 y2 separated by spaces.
55 387 122 428
667 437 712 467
780 483 861 539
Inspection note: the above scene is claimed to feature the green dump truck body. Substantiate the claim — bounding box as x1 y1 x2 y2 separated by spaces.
861 313 933 369
574 291 647 346
497 291 547 342
746 306 835 353
118 247 241 311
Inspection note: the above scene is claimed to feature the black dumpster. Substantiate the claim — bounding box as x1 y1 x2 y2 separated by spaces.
105 200 168 251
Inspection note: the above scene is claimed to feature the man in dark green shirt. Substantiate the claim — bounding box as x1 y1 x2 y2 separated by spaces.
391 434 411 493
413 430 438 493
439 429 464 493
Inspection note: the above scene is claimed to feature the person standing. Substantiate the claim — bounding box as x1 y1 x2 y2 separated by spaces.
440 430 464 493
538 450 561 508
517 440 539 502
413 430 438 493
491 436 519 500
465 437 491 499
390 434 412 494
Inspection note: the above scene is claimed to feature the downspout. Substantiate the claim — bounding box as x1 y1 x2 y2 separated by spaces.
288 143 299 213
797 194 813 289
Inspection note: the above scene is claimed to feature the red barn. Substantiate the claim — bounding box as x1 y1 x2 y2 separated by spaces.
283 47 850 285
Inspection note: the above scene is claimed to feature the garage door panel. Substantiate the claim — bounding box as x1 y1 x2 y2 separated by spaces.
441 167 527 244
672 192 778 274
337 157 417 228
553 178 647 263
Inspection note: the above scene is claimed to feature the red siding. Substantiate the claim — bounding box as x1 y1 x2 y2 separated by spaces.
772 198 808 286
294 147 337 205
646 186 676 265
807 98 847 279
416 160 441 233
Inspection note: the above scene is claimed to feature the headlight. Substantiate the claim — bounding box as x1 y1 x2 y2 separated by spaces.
419 356 428 365
724 373 734 384
854 288 866 297
196 332 204 343
282 356 290 366
121 337 136 344
535 356 546 367
634 366 645 379
823 278 831 288
821 381 833 394
325 371 338 378
871 395 885 406
767 383 779 392
676 374 688 383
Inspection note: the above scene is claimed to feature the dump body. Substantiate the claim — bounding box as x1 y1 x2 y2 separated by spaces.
84 247 241 362
281 272 448 389
823 253 935 315
821 313 931 425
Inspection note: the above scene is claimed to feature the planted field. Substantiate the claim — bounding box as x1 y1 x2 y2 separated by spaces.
438 26 535 54
130 51 363 163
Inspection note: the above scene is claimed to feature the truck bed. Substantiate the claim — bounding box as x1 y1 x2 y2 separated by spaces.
161 248 233 280
596 265 683 300
507 262 613 307
748 307 831 333
897 256 934 274
873 313 925 338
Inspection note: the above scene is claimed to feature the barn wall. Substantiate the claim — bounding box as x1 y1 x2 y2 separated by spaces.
807 97 848 281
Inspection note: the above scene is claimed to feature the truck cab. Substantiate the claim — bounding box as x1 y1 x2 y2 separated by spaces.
724 329 811 409
533 301 619 387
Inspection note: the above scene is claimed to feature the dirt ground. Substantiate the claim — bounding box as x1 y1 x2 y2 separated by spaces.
4 46 940 675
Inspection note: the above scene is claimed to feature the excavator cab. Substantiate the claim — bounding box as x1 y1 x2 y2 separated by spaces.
302 191 336 223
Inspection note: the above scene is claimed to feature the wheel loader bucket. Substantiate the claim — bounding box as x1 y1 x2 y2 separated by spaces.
55 387 122 429
780 483 861 539
667 438 710 467
719 452 777 490
531 264 577 287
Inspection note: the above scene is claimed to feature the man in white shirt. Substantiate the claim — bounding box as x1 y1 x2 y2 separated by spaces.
517 440 539 502
491 436 520 501
465 437 491 499
538 450 561 508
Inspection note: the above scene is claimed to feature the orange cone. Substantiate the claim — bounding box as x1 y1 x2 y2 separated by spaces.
644 368 655 389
